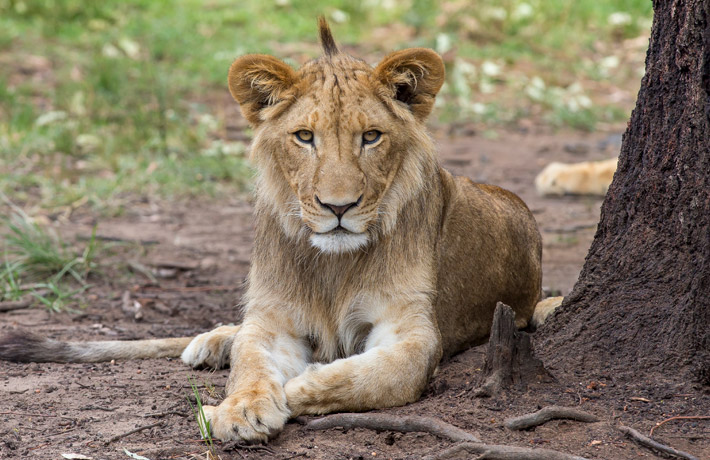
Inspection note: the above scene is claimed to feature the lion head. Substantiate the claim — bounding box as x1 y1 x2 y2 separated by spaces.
227 18 445 254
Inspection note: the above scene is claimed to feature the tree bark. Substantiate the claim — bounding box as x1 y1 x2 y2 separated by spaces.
477 303 552 396
539 0 710 384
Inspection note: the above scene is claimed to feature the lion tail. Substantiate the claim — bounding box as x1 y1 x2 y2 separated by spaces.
0 330 193 363
530 296 564 329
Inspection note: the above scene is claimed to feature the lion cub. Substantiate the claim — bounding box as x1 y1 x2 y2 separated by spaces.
0 19 544 444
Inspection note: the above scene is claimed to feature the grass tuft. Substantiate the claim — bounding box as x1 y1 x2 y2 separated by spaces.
0 196 99 311
187 376 219 460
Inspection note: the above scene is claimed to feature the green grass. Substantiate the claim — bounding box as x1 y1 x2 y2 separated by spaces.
0 196 98 311
0 0 653 213
187 376 218 459
431 0 652 128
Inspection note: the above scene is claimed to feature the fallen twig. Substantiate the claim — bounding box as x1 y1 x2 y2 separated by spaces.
140 285 236 293
147 259 200 270
425 442 590 460
305 412 480 443
79 405 117 412
105 421 164 444
650 415 710 437
504 405 599 430
220 441 275 454
7 389 28 394
282 453 307 460
142 410 188 418
0 411 76 422
0 298 33 312
46 427 77 438
127 260 158 283
77 234 159 245
619 425 699 460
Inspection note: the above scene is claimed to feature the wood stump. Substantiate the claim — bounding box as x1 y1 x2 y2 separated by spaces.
476 302 553 397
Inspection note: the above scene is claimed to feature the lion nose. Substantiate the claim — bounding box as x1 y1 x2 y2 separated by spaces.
316 195 362 220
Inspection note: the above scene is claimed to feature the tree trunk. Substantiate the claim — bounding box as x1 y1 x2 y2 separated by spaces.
538 0 710 385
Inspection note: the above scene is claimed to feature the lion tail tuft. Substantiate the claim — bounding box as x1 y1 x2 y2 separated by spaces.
0 330 71 363
0 330 193 363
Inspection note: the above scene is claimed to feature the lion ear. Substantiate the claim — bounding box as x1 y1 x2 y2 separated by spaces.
228 54 298 126
373 48 445 121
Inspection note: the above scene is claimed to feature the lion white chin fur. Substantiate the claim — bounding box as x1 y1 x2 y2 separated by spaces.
310 232 369 253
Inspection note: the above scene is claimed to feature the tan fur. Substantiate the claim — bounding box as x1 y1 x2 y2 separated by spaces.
0 20 545 444
531 296 564 328
535 158 617 196
198 21 542 442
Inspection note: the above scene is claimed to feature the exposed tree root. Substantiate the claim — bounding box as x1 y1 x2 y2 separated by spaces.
306 413 591 460
424 441 590 460
619 425 699 460
504 406 599 430
305 413 480 443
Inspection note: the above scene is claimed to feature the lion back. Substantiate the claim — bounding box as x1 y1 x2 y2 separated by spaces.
434 172 542 356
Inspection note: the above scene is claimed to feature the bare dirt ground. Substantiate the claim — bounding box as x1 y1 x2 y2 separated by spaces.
2 129 708 460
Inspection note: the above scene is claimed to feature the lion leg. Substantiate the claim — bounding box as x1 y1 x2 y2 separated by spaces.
284 305 441 416
202 314 311 442
181 325 242 369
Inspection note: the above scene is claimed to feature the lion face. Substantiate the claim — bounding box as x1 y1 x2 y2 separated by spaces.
259 60 410 253
227 36 444 253
276 78 392 253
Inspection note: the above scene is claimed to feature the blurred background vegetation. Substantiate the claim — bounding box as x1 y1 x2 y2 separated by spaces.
0 0 652 211
0 0 653 308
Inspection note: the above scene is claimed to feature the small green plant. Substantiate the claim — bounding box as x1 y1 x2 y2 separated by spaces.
30 280 91 313
187 377 218 459
1 259 24 301
0 197 99 311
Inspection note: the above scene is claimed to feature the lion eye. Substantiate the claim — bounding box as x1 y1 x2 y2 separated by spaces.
362 130 381 145
295 130 314 144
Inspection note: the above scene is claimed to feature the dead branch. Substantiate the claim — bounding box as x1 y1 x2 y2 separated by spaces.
650 415 710 437
142 410 188 418
79 405 117 412
0 411 76 422
425 442 590 460
504 406 599 430
140 285 236 293
105 420 164 444
77 234 159 245
0 298 33 312
619 425 699 460
305 413 480 443
220 440 276 455
147 258 200 270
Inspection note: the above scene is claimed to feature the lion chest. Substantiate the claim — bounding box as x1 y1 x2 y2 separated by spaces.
305 292 387 363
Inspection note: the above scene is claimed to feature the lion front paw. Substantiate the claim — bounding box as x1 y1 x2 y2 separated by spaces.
205 389 290 443
181 325 241 369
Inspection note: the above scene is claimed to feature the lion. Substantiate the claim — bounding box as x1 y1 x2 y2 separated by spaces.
535 157 617 196
0 19 549 443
